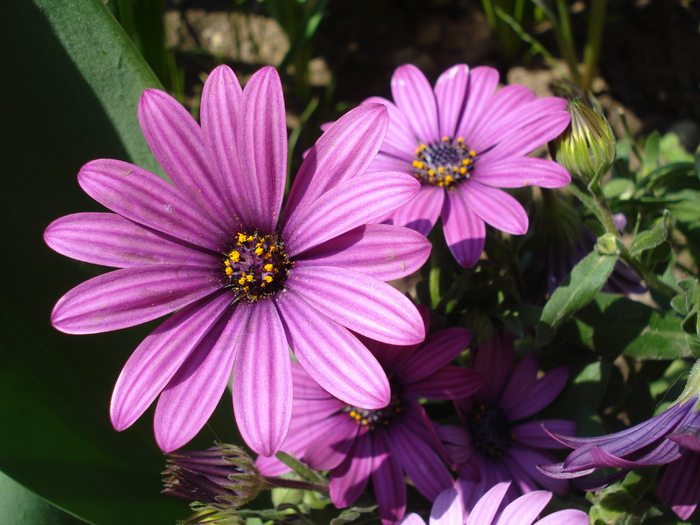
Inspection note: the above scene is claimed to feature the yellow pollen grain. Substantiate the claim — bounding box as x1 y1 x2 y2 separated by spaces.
237 233 247 243
254 247 264 256
437 167 445 174
228 250 241 262
264 263 274 272
246 274 254 282
225 267 233 276
412 160 423 169
238 277 247 285
457 137 464 143
442 136 449 142
462 158 470 165
460 167 467 174
469 150 476 157
428 169 435 176
264 275 273 283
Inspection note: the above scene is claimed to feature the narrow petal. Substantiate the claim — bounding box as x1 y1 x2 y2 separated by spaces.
465 482 509 525
78 159 223 251
430 488 464 525
237 66 287 231
499 354 538 417
511 420 576 449
200 64 247 229
138 88 232 231
232 301 292 456
110 292 232 431
467 84 536 141
494 490 551 525
457 66 500 141
285 265 425 344
154 305 243 452
456 182 528 235
405 368 482 400
395 327 472 382
442 190 486 268
658 452 700 520
507 445 569 494
364 96 416 157
471 336 515 404
304 417 361 471
45 212 219 268
283 104 389 226
399 515 425 525
472 157 571 189
537 510 590 525
391 64 439 144
52 265 222 334
284 171 420 256
388 184 445 237
507 367 568 420
297 224 431 281
435 64 469 139
478 112 570 161
274 290 391 408
373 430 408 525
329 429 373 507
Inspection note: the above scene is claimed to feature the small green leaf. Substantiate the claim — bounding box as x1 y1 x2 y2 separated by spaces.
630 210 670 256
536 250 618 346
603 178 635 199
330 505 378 525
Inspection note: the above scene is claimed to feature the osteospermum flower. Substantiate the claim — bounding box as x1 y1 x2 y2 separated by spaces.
399 484 588 525
438 336 574 510
44 65 431 456
257 311 482 524
362 64 571 267
540 395 700 520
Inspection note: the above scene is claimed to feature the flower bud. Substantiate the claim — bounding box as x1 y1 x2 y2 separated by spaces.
554 97 616 186
162 443 263 509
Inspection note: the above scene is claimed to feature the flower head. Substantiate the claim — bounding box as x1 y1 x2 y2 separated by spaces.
438 336 574 510
363 64 571 267
44 65 431 456
540 394 700 520
399 484 588 525
257 309 482 524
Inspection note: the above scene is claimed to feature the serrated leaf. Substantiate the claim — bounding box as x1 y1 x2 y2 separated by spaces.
536 250 618 346
629 210 670 256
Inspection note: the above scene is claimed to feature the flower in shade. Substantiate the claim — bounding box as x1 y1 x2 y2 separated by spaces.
438 336 574 510
540 396 700 520
257 310 483 524
361 63 571 267
399 483 588 525
44 65 432 456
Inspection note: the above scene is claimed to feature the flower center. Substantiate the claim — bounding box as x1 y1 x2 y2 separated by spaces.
468 404 513 457
343 393 402 430
223 232 292 302
412 136 477 189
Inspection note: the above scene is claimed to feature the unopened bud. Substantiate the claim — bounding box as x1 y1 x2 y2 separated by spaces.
554 97 616 186
163 443 263 509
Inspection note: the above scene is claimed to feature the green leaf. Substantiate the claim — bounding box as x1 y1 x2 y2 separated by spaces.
629 210 670 256
603 178 635 199
330 505 378 525
536 250 618 346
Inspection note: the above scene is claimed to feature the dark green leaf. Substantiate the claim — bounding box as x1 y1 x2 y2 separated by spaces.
536 250 618 346
629 210 670 256
330 505 379 525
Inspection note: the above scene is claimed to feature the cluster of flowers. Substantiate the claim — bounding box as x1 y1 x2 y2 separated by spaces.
44 62 700 523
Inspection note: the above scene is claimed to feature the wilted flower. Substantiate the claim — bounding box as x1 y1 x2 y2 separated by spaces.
438 336 573 510
399 483 588 525
257 310 482 524
44 65 431 456
359 63 571 267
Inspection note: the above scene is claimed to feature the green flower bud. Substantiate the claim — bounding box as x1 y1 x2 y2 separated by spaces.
554 97 616 186
162 443 263 510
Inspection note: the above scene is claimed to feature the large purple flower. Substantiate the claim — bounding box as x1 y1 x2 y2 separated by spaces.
540 397 700 520
438 336 574 510
362 64 571 267
44 65 431 456
399 484 588 525
257 311 482 524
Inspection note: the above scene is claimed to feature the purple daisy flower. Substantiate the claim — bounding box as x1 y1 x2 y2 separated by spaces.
362 63 571 267
256 310 482 524
399 484 588 525
44 65 432 456
540 397 700 520
437 336 574 510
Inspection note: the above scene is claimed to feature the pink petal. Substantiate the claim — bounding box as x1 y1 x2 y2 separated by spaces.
507 367 568 420
442 190 486 268
499 354 538 417
465 482 509 525
455 182 528 235
236 66 287 231
296 223 431 281
537 510 590 525
78 159 223 251
472 157 571 189
274 290 391 408
391 64 439 145
200 65 247 229
285 265 425 344
284 171 420 256
154 305 243 452
304 416 361 471
430 488 464 525
658 453 700 520
283 104 389 226
388 184 445 237
395 327 472 382
364 96 417 158
467 84 536 141
435 64 470 139
232 300 292 456
494 490 551 525
329 429 373 507
51 265 222 334
138 88 232 232
44 212 219 268
373 430 408 525
478 112 570 161
507 445 569 494
406 368 482 400
511 420 576 449
458 66 501 142
110 291 232 431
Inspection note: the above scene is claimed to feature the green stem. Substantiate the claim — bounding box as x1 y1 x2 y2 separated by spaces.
555 0 582 86
581 0 608 90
